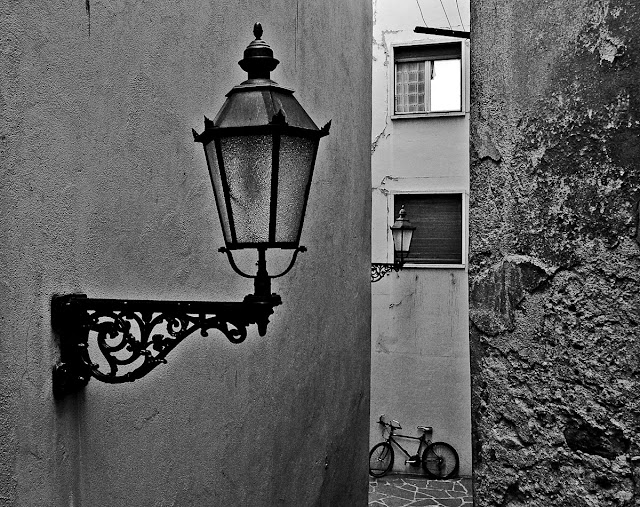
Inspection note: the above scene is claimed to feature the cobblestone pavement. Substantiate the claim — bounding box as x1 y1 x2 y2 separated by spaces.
369 475 473 507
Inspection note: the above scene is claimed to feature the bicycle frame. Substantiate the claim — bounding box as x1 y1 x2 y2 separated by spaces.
386 430 431 462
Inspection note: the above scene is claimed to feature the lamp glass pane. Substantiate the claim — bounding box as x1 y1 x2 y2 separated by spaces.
392 227 414 255
275 135 317 243
401 228 414 254
392 228 401 253
203 140 231 243
220 135 273 244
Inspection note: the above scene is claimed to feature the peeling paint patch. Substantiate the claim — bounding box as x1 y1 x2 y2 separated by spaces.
371 123 390 154
470 255 556 335
379 175 398 186
595 28 625 63
473 123 502 162
528 145 546 169
373 29 402 72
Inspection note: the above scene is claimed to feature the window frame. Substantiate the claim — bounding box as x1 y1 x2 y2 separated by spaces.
387 191 467 269
391 40 466 120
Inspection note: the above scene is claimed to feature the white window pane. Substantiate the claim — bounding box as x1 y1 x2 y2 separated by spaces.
430 59 461 112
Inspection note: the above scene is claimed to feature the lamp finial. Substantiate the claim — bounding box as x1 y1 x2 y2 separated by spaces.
254 22 263 40
239 23 279 80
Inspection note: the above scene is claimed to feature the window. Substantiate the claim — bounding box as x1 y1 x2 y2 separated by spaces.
394 43 462 114
394 194 463 265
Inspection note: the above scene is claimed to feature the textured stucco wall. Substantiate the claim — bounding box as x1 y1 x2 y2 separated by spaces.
370 0 472 476
470 0 640 505
0 1 371 506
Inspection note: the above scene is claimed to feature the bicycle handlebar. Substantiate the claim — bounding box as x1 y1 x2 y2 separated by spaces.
377 417 402 430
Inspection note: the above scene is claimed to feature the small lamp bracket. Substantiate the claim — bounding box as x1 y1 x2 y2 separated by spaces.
371 263 401 283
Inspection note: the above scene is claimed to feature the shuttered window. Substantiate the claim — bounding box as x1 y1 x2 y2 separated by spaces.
394 194 463 265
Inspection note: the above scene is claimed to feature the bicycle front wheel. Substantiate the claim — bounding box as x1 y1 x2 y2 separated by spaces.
369 442 394 477
422 442 459 479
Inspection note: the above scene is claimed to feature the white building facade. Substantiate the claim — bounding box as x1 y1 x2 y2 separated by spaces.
370 0 472 476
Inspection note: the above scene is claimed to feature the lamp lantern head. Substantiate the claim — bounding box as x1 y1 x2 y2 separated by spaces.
193 23 330 253
390 205 415 264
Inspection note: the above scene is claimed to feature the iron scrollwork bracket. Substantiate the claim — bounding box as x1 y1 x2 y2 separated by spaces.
51 293 281 398
371 263 401 283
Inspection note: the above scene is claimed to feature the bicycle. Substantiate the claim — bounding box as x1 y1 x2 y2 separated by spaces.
369 415 459 479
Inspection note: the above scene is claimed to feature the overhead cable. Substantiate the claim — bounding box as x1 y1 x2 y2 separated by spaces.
438 0 452 30
415 0 427 27
454 0 466 31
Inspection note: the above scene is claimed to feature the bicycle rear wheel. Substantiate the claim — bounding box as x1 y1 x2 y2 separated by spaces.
422 442 459 479
369 442 394 477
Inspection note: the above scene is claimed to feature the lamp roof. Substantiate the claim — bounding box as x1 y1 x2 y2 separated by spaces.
193 23 325 142
212 85 319 131
390 206 416 230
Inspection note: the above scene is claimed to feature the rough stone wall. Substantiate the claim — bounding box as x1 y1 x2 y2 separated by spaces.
470 1 640 505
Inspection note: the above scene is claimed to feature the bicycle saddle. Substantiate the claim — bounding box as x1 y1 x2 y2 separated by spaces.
417 426 433 433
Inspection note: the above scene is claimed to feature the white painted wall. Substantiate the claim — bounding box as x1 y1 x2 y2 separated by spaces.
371 0 472 476
0 1 371 505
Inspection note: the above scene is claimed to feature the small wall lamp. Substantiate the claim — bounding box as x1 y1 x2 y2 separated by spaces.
370 206 416 282
52 24 330 397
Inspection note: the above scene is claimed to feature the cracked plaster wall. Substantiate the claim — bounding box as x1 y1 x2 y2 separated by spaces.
0 1 371 505
470 1 640 505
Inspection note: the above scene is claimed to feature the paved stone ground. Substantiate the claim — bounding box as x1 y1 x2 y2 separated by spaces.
369 475 473 507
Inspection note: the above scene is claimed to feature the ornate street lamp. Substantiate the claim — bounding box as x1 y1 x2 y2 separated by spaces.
192 22 330 304
371 206 416 282
52 24 330 397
